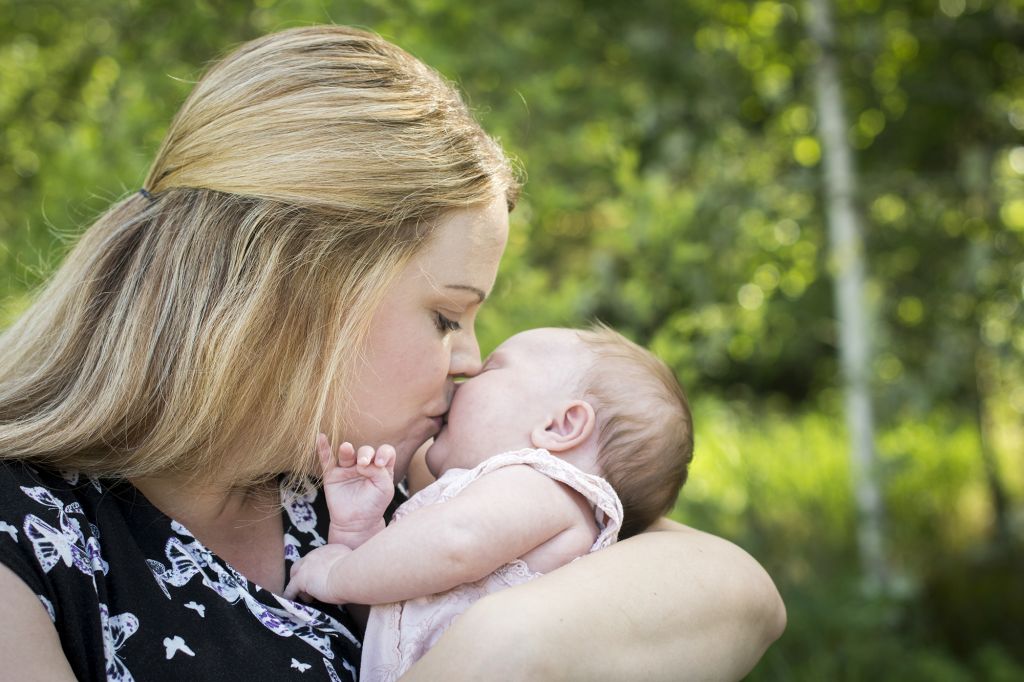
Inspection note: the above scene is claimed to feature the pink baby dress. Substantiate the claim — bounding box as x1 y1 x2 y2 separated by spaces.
359 447 624 682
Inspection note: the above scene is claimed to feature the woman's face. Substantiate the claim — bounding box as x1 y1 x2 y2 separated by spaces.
342 195 509 480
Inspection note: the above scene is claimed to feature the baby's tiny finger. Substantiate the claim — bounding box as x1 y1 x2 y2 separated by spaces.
356 445 374 467
375 444 395 467
337 442 356 467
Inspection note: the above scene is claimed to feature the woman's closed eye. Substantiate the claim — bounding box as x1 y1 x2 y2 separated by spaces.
434 311 462 334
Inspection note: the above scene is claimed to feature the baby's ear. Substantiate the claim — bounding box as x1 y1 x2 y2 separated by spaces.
530 400 596 452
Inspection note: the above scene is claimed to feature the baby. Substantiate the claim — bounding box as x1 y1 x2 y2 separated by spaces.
284 325 694 681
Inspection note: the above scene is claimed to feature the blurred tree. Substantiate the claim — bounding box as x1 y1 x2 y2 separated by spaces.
806 0 888 591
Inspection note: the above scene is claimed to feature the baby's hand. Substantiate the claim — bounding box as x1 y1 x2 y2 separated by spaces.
317 434 396 546
283 543 353 604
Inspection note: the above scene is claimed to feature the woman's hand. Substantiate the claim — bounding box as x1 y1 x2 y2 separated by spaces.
283 543 354 604
317 434 395 547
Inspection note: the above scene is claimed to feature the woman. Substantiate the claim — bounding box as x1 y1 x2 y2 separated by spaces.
0 26 784 680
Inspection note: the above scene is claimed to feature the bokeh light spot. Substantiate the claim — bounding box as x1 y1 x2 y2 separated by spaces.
793 137 821 166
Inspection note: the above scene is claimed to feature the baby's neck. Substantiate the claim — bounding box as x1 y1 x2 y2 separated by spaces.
551 447 602 477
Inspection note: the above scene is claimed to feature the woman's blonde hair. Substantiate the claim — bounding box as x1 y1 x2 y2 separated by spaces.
0 26 519 488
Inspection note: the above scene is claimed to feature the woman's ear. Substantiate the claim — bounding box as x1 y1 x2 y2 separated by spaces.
530 400 596 452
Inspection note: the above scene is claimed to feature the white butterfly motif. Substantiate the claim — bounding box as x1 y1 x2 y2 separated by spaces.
283 485 326 547
184 601 206 617
99 603 138 682
58 471 104 493
147 537 202 599
170 520 194 538
339 658 357 679
21 486 84 541
163 635 195 659
284 532 302 563
291 658 311 672
323 658 344 682
0 520 18 541
23 514 108 576
19 485 110 578
277 597 360 648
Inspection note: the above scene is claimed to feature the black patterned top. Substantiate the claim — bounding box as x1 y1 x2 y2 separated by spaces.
0 460 363 681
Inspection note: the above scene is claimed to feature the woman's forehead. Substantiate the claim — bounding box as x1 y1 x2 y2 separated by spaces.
432 197 509 252
413 197 509 291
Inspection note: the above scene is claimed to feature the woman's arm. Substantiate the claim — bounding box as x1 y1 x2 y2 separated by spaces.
0 564 77 681
405 520 786 681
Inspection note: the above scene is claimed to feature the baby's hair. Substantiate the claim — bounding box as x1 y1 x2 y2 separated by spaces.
575 324 694 539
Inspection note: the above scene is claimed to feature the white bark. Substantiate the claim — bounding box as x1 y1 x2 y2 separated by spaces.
806 0 889 591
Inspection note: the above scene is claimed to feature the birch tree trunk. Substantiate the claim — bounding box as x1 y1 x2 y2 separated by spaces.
806 0 889 591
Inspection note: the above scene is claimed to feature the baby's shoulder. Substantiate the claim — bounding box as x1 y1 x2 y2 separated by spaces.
516 481 600 573
465 462 600 532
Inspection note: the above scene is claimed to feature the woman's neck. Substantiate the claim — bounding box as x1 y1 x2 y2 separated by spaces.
130 472 287 591
128 472 284 547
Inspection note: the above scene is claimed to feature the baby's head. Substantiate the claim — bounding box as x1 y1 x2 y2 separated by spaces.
425 325 693 539
574 325 694 537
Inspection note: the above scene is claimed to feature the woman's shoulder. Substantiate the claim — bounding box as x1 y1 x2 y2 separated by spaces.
0 459 113 597
0 460 108 633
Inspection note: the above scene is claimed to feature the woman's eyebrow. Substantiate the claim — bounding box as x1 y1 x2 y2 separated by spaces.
445 284 486 303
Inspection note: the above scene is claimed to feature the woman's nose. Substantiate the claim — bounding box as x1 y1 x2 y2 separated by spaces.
449 332 482 378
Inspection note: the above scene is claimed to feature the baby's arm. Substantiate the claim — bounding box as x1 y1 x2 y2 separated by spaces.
284 465 585 605
316 434 396 547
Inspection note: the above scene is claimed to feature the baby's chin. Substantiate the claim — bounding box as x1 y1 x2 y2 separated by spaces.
426 431 540 476
423 439 447 478
425 443 481 477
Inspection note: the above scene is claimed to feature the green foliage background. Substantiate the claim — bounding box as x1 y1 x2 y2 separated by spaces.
2 0 1022 678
